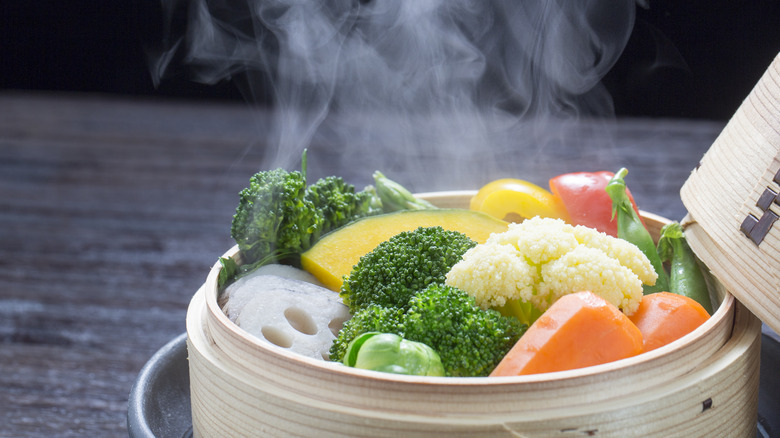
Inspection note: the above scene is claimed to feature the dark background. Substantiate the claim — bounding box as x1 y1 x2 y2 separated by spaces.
2 0 779 120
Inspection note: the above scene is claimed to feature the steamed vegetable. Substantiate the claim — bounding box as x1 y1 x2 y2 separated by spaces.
628 292 710 352
329 304 404 363
228 151 381 280
470 178 569 222
300 209 508 291
343 332 445 376
331 284 526 377
606 168 669 294
445 217 658 324
305 175 383 242
657 222 713 313
549 170 642 237
339 226 478 313
373 171 437 211
223 269 350 360
224 161 715 378
490 291 643 376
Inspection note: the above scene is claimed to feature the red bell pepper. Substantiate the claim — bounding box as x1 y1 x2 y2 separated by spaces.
549 170 643 237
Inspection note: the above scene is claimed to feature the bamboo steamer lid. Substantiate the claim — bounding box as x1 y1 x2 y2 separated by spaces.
681 52 780 334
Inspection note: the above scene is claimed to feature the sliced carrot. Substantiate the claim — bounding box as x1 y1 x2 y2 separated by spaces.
490 291 643 376
628 291 710 352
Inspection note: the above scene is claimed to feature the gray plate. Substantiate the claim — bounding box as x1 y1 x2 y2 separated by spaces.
127 333 192 438
128 328 780 438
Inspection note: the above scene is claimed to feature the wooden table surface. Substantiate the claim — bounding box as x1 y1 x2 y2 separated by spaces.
0 91 768 437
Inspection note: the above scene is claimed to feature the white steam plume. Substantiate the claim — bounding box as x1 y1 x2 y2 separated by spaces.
152 0 636 188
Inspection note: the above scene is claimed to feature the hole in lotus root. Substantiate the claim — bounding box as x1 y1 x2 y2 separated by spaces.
328 315 350 337
261 326 294 348
284 307 318 335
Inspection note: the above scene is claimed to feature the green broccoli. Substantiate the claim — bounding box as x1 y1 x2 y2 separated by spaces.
305 175 383 243
228 152 382 282
403 284 525 377
230 166 316 273
330 305 403 363
339 226 477 313
331 284 526 377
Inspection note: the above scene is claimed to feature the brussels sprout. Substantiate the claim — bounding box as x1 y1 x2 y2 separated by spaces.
343 332 444 376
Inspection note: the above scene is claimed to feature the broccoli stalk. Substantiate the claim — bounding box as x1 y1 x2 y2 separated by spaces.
496 299 544 327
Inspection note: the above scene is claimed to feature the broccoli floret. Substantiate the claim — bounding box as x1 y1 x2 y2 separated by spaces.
231 167 318 272
305 176 383 242
329 305 404 364
340 226 477 313
331 284 525 377
228 152 382 281
403 284 525 377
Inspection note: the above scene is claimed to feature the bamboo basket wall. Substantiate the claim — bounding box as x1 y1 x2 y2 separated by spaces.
186 194 761 437
681 52 780 335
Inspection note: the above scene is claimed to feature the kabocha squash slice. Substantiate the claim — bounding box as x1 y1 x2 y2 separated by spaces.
301 209 508 291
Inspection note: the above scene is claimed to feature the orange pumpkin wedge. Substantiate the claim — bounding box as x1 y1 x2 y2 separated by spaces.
301 209 508 291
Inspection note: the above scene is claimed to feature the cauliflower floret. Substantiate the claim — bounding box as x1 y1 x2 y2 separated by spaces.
445 243 535 309
539 246 644 315
487 217 578 265
572 225 658 286
446 217 655 319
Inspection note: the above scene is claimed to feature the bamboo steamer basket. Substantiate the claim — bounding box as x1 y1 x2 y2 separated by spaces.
681 52 780 336
186 197 760 437
185 53 780 438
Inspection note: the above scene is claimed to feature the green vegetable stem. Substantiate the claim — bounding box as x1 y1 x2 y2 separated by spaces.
657 222 714 314
343 332 445 377
373 171 437 212
605 168 670 294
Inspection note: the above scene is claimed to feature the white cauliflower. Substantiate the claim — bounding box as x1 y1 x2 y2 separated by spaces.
445 217 657 318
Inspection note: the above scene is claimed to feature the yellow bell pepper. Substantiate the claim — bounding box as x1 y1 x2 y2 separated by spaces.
470 178 569 222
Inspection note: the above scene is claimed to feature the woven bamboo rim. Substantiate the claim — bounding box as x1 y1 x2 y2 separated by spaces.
186 192 761 437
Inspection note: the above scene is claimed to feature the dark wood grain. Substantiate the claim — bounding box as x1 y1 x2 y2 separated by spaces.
1 92 264 438
0 91 726 437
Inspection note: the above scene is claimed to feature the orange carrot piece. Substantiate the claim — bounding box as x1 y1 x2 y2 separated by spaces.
628 291 710 352
490 291 643 376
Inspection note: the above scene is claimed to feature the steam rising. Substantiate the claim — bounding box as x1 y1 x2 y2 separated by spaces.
152 0 636 188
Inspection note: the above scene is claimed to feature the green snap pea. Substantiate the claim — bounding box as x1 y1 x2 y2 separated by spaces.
606 168 670 294
657 222 713 314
